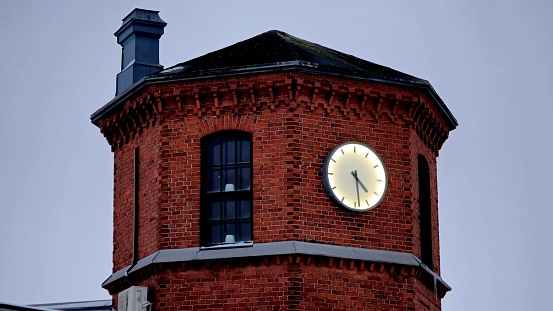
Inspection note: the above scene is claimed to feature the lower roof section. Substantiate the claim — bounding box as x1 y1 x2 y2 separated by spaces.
0 300 112 311
29 300 111 311
0 303 53 311
103 241 450 293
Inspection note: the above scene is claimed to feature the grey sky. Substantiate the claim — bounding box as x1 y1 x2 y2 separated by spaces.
1 1 552 310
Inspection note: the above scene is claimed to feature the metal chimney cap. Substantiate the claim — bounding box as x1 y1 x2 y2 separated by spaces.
115 8 166 38
121 8 166 25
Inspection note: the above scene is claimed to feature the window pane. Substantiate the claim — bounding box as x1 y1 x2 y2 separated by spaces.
238 198 251 219
239 221 251 242
207 167 221 192
207 139 221 165
222 137 236 164
222 167 236 191
224 223 236 242
209 224 222 245
223 198 236 220
238 138 251 163
238 165 250 191
208 200 221 221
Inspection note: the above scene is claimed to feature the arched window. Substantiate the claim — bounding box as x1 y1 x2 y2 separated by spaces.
418 155 433 270
201 131 253 247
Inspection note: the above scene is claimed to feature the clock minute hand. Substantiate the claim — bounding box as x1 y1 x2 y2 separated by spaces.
350 171 369 193
352 170 360 208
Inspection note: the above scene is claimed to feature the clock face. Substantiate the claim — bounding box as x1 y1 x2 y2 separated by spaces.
322 142 387 212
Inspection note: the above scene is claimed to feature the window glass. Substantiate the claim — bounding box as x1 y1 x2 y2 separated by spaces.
238 165 250 190
225 223 236 241
207 139 221 165
208 201 221 221
207 168 221 193
238 138 251 163
222 168 236 192
210 224 222 245
222 136 236 164
223 198 236 219
239 221 251 242
201 131 253 247
238 199 251 219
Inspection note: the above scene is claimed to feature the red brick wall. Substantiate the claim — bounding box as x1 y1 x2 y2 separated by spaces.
290 103 413 252
112 124 162 271
101 71 450 308
410 129 441 275
157 106 299 248
414 278 442 311
130 258 420 311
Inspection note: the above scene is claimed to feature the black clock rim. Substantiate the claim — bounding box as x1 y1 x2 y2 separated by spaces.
322 141 388 213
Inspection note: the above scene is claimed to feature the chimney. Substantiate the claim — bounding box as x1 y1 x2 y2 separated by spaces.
114 9 167 96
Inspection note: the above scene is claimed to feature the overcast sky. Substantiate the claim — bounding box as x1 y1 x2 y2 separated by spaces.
1 1 552 310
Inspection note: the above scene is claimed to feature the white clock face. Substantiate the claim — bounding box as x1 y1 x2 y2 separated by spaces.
322 142 387 212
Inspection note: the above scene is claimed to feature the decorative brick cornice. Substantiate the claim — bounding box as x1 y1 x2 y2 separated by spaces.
97 73 451 153
98 91 163 151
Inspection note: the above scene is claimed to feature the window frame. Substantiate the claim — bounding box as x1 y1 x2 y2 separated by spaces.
200 130 253 248
418 154 433 270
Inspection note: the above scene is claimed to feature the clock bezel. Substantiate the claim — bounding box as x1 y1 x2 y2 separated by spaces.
322 141 388 212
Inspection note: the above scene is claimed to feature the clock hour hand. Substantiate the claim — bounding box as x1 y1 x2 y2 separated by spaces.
350 171 369 193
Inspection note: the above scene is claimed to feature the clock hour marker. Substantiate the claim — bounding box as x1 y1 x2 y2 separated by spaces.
341 149 344 154
331 158 336 163
377 179 382 182
374 191 379 196
341 197 345 202
374 165 379 168
328 172 333 175
365 152 369 158
366 200 370 206
354 202 357 208
331 186 336 190
354 146 356 153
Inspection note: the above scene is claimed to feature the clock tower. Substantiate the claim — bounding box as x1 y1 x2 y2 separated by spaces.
93 9 457 311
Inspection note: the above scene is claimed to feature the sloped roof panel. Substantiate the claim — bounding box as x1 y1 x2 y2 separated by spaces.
154 30 424 85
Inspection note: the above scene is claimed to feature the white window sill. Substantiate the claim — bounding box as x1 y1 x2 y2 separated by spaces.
200 241 253 251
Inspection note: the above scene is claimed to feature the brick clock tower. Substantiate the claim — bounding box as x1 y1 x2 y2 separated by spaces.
92 9 457 311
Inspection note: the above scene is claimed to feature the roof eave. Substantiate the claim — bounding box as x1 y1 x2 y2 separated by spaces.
91 63 457 130
101 241 451 295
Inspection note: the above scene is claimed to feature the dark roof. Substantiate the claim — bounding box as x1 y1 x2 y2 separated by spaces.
0 302 54 311
30 300 111 311
92 30 457 129
154 30 424 84
0 300 111 311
